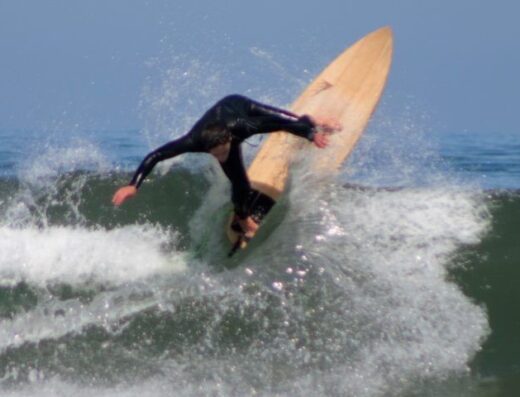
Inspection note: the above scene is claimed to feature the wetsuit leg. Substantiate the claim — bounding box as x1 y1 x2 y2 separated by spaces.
219 142 251 219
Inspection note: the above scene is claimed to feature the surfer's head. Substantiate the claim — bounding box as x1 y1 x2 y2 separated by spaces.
203 121 232 162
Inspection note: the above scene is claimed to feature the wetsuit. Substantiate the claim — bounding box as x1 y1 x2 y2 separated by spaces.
129 94 316 219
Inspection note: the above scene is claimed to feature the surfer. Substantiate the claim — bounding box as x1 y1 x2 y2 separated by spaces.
112 94 340 237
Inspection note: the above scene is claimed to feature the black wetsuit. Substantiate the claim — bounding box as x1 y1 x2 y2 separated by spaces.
129 94 316 219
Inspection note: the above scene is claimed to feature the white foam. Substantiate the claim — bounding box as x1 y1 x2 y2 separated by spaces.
0 225 185 287
0 224 189 355
0 377 204 397
271 175 491 394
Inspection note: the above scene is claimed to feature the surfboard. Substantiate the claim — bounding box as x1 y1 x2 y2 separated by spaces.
227 26 394 254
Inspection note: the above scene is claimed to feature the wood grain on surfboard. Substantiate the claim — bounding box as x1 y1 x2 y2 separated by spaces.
227 26 393 248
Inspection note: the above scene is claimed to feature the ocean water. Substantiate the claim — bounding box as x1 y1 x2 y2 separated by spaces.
0 107 519 396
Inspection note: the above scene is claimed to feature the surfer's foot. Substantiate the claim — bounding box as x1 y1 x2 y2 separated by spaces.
238 216 259 239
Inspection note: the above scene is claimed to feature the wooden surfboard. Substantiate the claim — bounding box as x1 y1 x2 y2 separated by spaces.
227 26 393 253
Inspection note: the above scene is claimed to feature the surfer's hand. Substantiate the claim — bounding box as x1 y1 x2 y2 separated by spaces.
313 131 330 148
238 216 259 239
312 116 342 133
112 185 137 206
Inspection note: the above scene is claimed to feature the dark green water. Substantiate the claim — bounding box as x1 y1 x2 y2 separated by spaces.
452 191 520 397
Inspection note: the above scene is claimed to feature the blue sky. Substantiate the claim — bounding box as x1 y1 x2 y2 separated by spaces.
1 0 519 135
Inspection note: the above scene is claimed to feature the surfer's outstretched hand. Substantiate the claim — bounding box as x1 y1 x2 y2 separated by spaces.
312 116 342 134
313 132 330 148
112 185 137 206
310 115 342 148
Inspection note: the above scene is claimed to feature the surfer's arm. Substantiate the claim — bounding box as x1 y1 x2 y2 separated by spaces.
245 96 342 137
243 97 317 141
128 135 196 189
112 136 197 206
231 95 316 141
241 113 339 149
247 98 303 122
244 114 317 141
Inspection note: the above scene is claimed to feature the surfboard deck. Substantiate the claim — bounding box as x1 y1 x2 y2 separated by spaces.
227 27 394 253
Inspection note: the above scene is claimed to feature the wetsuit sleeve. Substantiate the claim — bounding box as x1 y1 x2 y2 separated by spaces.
129 135 197 188
240 98 317 141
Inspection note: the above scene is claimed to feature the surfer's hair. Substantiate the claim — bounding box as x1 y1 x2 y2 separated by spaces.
202 121 232 150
